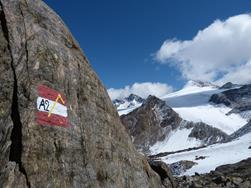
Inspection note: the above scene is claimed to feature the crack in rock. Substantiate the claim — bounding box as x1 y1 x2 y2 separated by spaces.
0 2 30 188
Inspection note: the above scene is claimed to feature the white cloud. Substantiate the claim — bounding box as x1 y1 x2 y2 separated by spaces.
108 82 173 100
216 60 251 85
155 14 251 84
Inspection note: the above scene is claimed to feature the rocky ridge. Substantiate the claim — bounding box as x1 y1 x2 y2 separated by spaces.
209 84 251 118
229 120 251 140
113 93 145 109
219 82 240 89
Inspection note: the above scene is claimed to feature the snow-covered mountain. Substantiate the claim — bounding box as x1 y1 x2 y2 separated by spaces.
115 80 249 134
113 80 251 176
163 80 248 134
121 95 228 154
160 132 251 176
112 94 145 115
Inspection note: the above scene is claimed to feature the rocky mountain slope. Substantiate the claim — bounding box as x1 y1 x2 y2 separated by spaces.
219 82 241 89
121 96 228 154
120 96 182 153
0 0 170 187
210 84 251 119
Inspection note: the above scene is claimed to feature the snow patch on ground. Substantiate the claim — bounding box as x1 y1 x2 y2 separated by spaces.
161 132 251 176
173 105 247 134
150 127 202 154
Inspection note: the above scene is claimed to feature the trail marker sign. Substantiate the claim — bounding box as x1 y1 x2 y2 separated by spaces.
36 84 69 127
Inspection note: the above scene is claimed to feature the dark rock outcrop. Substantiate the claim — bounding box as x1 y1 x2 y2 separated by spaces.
0 0 166 187
229 120 251 140
148 159 175 188
187 122 228 144
126 94 145 103
169 160 197 176
176 158 251 188
219 82 240 89
209 84 251 118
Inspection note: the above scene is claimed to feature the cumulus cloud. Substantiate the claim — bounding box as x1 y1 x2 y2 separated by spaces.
108 82 173 100
155 14 251 84
216 60 251 85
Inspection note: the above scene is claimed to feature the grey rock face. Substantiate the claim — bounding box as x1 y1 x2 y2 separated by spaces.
209 84 251 117
0 0 165 187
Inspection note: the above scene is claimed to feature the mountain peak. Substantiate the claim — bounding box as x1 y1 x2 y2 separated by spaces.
184 80 218 88
126 93 145 103
112 94 145 115
220 82 241 89
144 95 165 105
113 93 144 106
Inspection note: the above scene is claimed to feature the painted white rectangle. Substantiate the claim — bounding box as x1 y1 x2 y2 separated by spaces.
36 97 68 117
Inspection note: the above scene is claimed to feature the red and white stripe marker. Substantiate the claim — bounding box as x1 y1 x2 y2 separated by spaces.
36 84 69 128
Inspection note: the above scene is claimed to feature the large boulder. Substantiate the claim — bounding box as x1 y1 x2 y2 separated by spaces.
148 159 175 188
0 0 167 187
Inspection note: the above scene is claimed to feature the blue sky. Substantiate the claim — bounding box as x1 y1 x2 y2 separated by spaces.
44 0 251 99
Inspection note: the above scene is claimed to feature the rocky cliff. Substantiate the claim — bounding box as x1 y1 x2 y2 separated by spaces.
0 0 169 187
209 84 251 118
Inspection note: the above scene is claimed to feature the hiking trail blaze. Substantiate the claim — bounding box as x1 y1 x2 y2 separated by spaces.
36 84 69 127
